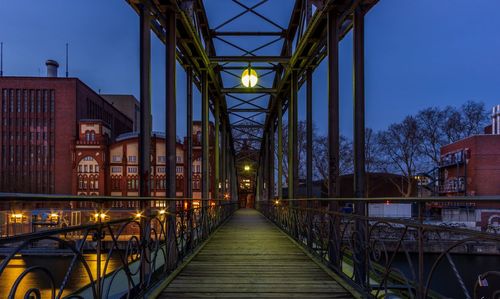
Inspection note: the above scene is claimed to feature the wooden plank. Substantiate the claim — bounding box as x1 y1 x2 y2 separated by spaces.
157 209 355 298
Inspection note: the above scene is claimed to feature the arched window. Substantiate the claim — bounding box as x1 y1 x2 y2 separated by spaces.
77 156 100 193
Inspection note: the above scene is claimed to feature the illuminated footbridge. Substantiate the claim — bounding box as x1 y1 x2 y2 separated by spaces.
0 0 499 298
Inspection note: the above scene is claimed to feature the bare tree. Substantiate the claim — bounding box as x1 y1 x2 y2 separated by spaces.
416 107 447 165
312 134 353 192
276 120 312 184
377 116 422 197
461 100 488 136
417 101 488 165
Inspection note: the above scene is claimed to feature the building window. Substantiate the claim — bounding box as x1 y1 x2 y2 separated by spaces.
112 155 122 162
176 166 183 173
112 166 122 173
176 156 181 163
196 165 201 173
158 156 166 163
17 90 21 113
111 177 121 191
127 177 139 191
128 167 137 173
157 167 165 173
128 156 137 163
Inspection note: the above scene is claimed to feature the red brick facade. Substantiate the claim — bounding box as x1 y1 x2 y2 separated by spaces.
72 120 215 199
439 134 500 228
440 135 500 196
0 77 133 194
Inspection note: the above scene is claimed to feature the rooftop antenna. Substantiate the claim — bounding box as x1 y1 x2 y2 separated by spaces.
1 42 3 77
65 43 69 78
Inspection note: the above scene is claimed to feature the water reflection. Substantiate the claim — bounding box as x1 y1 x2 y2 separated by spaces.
0 253 121 299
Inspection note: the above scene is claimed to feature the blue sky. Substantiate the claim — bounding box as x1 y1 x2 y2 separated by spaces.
1 0 499 138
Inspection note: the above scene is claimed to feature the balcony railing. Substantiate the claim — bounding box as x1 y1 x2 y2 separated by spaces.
0 193 238 298
257 197 500 299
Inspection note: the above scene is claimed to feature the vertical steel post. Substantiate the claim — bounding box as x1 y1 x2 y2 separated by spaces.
306 67 313 247
186 68 193 200
353 6 367 288
277 104 283 200
268 123 275 200
139 2 151 200
327 6 341 270
214 99 220 200
288 71 298 199
221 120 226 197
185 66 193 249
306 68 313 199
165 6 178 270
202 71 209 200
138 1 151 286
262 133 268 201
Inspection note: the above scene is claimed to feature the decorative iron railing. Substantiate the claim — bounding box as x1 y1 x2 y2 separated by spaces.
0 194 238 299
257 197 500 299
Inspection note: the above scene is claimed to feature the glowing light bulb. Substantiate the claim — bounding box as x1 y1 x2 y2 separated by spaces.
241 68 258 88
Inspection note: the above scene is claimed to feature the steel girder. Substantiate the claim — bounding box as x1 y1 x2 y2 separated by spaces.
127 0 379 198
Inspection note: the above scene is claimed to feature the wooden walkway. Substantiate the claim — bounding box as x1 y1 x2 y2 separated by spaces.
158 209 355 298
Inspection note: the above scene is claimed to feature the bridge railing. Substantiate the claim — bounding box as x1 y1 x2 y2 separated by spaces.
0 193 238 298
257 197 500 299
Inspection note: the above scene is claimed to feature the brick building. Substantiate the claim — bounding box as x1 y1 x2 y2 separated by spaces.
436 106 500 229
0 70 133 194
72 120 215 198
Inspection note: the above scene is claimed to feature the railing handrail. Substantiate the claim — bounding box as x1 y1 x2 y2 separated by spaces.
0 192 225 202
263 202 500 242
257 195 500 202
0 201 237 245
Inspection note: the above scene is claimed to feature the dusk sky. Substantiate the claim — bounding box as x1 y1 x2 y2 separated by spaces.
1 0 500 138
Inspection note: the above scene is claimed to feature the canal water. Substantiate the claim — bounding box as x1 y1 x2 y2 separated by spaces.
0 254 121 299
0 252 499 298
392 253 500 298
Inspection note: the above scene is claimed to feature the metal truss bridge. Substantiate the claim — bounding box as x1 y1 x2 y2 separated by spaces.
126 0 377 204
1 1 499 299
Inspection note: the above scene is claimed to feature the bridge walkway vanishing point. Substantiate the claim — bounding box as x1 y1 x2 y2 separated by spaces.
157 209 358 298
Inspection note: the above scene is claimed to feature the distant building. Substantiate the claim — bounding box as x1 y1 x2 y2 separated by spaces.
436 105 500 229
0 61 132 194
72 120 215 198
101 94 140 132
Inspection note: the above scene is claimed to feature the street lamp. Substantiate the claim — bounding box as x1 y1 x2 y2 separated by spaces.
244 165 250 171
241 67 258 88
